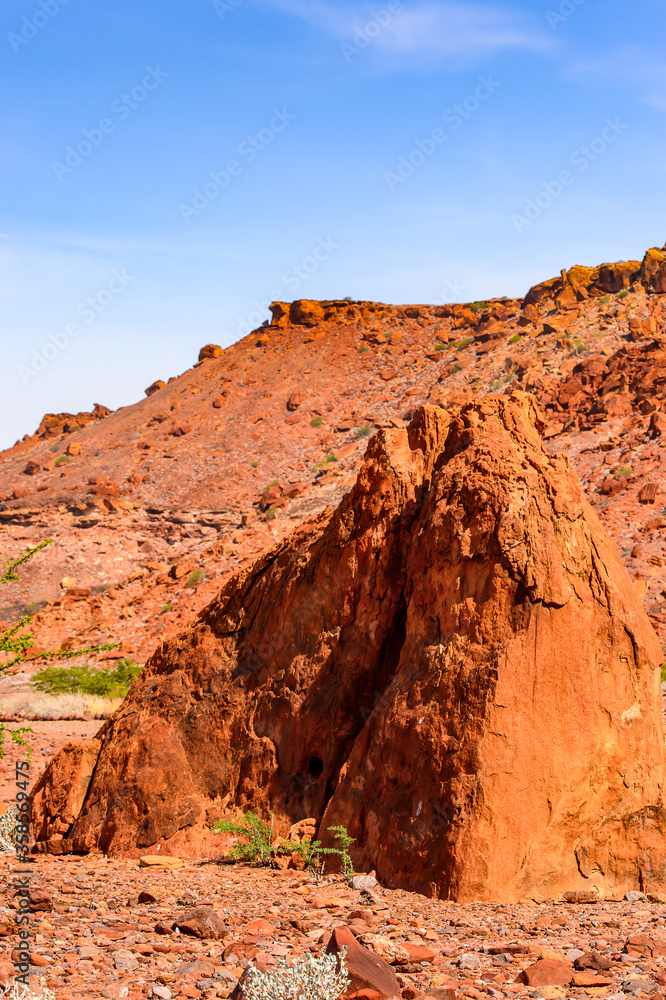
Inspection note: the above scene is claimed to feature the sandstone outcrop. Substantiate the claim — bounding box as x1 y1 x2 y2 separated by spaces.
31 392 666 901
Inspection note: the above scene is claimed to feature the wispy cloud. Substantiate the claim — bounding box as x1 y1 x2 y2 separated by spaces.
262 0 548 63
565 46 666 111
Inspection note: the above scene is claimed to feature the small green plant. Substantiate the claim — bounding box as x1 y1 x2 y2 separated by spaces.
661 664 666 684
160 603 172 615
265 506 279 521
0 725 33 762
509 333 521 344
434 342 446 352
618 289 630 299
33 659 141 699
358 344 369 354
571 339 586 355
214 811 275 864
244 951 349 1000
456 337 473 350
491 379 502 391
452 363 463 373
185 568 205 587
355 424 373 439
343 296 353 303
310 415 324 428
599 295 609 305
469 301 489 313
54 456 69 467
315 825 356 880
263 479 280 490
250 460 260 468
22 601 42 616
614 466 633 478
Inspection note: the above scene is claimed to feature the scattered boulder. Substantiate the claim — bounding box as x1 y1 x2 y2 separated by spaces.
174 908 227 940
145 380 166 397
198 344 222 361
30 739 101 843
326 926 402 998
517 959 573 987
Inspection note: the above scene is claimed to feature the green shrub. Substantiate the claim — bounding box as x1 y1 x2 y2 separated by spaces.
456 337 472 350
33 659 142 699
452 363 463 373
618 289 630 299
614 466 633 478
358 344 369 354
250 460 259 468
435 342 446 352
355 424 373 439
310 415 324 428
54 456 69 467
599 295 609 305
185 569 205 587
572 339 586 355
509 333 521 344
469 301 489 313
214 811 275 864
214 810 356 879
160 603 172 615
265 506 278 521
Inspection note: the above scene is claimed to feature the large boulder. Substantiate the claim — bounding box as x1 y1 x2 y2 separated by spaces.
31 393 666 901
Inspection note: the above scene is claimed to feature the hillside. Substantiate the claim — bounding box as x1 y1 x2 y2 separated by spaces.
0 249 665 710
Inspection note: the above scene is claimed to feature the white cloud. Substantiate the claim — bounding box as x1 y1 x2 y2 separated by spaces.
564 46 666 111
263 0 547 63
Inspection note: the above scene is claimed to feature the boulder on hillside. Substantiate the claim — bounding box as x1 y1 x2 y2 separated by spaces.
31 393 666 901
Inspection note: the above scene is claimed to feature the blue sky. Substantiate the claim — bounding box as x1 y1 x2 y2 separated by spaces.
1 0 665 449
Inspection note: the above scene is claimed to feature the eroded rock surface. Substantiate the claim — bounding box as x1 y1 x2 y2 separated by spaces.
31 393 666 901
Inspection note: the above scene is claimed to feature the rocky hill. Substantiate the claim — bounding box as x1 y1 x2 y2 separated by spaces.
0 248 665 704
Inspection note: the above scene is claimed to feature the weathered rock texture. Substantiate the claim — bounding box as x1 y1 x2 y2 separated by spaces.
31 393 666 901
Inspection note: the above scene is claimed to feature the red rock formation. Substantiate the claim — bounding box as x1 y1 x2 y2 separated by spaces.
31 393 666 901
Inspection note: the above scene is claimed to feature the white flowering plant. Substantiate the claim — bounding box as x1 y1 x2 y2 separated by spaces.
0 805 18 853
244 949 349 1000
0 986 56 1000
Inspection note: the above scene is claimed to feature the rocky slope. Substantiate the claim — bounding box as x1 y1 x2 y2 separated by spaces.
30 394 666 902
0 248 665 696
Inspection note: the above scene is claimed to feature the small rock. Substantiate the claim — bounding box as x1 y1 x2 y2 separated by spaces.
562 890 599 904
114 950 139 972
352 875 378 891
458 953 482 970
624 891 648 902
139 855 184 870
518 960 573 988
622 979 659 995
152 988 172 1000
175 907 228 940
